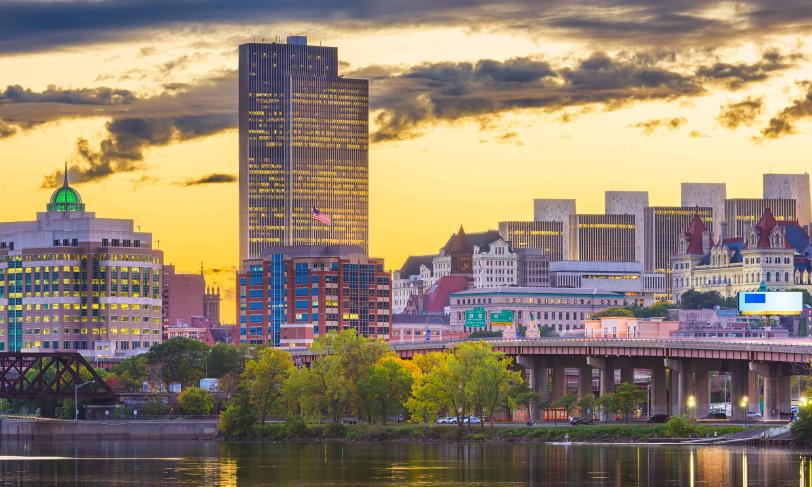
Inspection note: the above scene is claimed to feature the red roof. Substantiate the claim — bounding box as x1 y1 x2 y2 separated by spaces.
685 213 707 255
423 275 469 313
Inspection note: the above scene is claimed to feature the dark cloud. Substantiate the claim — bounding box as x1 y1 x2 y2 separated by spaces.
182 173 237 186
696 50 802 90
758 82 812 139
0 84 137 105
630 117 687 135
717 96 764 129
28 73 237 185
1 1 812 54
371 53 702 142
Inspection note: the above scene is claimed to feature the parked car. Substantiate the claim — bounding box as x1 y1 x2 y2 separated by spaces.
569 417 594 425
746 411 762 420
648 414 670 423
705 412 727 420
466 416 482 425
435 416 456 424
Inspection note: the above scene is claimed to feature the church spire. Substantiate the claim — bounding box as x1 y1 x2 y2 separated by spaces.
63 161 69 188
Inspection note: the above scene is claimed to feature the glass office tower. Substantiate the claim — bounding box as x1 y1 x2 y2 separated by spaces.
239 36 369 262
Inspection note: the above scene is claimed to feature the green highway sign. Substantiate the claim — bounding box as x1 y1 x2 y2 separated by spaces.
490 310 513 326
465 307 487 328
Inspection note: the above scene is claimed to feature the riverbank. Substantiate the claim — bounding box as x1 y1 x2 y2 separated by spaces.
0 418 218 440
234 422 762 444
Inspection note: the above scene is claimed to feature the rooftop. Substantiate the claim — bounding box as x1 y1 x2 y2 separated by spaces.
451 286 625 298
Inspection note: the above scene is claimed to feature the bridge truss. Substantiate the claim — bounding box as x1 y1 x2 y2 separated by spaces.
0 353 115 401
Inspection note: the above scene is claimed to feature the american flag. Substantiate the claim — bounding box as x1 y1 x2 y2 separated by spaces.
312 207 332 226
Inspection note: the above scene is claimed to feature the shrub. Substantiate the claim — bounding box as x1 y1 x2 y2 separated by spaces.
664 416 696 438
324 423 347 438
793 407 812 445
178 387 214 415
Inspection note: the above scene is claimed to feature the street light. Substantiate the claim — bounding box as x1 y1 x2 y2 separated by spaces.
687 395 696 420
740 396 749 427
800 396 809 408
74 380 95 421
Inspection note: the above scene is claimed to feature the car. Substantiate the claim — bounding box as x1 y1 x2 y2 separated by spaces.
705 412 727 420
746 411 762 420
526 419 535 426
569 417 594 425
648 414 670 423
436 416 457 424
466 416 482 425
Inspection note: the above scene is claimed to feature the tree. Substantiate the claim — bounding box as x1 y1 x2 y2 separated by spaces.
147 337 209 387
178 387 214 415
612 382 647 422
111 354 156 392
242 347 294 422
679 290 727 310
281 367 320 422
207 343 245 378
469 346 521 426
590 307 635 318
576 394 596 420
358 356 414 424
554 392 578 422
219 388 258 437
510 382 545 421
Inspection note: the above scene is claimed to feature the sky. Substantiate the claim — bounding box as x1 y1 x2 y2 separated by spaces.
1 1 812 320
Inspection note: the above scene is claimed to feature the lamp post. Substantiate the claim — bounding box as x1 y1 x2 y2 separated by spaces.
74 380 95 421
740 396 749 427
687 395 696 421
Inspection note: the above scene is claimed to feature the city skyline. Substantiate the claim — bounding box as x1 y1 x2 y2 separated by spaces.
3 3 812 318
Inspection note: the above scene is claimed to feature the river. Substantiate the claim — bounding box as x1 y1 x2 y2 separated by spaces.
0 440 811 485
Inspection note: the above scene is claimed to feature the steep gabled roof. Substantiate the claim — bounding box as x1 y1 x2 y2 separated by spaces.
685 213 707 255
399 255 435 277
441 227 505 254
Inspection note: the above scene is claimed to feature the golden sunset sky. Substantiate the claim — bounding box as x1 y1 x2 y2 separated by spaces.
1 2 812 319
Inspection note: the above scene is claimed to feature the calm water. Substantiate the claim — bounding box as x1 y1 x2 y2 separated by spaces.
0 440 811 486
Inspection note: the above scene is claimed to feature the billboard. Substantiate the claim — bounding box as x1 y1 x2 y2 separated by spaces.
490 310 514 326
465 307 487 328
738 291 803 315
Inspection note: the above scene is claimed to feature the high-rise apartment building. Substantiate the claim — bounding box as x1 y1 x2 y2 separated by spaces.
237 245 391 347
0 172 163 356
681 182 726 239
725 198 796 240
498 221 565 261
569 214 636 262
605 191 648 264
763 173 811 229
239 36 369 262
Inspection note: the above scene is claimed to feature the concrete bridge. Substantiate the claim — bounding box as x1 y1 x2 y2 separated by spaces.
291 338 812 421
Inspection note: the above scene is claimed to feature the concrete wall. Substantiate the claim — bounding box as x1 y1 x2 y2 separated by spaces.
0 419 218 440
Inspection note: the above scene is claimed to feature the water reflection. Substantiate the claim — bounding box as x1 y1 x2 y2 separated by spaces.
0 439 810 485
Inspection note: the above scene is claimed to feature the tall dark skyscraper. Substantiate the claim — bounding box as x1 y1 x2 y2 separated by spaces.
239 36 369 263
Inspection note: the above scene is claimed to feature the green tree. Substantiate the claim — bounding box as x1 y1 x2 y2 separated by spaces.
613 382 647 422
281 366 320 422
111 354 155 392
242 347 294 422
147 337 209 387
554 392 578 422
207 343 245 378
178 386 214 415
469 347 521 426
358 356 414 424
510 382 545 421
590 307 635 318
576 394 596 420
219 388 258 437
597 391 620 421
679 289 727 310
308 330 390 421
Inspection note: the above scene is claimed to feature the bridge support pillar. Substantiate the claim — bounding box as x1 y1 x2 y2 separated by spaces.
587 356 614 420
761 365 792 421
650 362 668 416
578 364 593 399
551 364 566 404
730 362 748 422
665 358 684 417
530 357 549 420
694 363 710 419
778 374 792 420
620 365 634 385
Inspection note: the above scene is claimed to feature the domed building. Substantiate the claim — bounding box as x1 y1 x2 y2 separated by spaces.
0 166 163 356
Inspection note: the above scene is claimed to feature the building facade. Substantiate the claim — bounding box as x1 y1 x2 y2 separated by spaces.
239 36 369 262
584 317 678 339
498 220 565 261
515 248 550 287
605 191 648 264
0 173 163 356
237 245 391 346
392 255 435 314
764 173 811 229
449 287 632 336
569 214 636 262
724 198 796 240
162 265 204 327
549 260 666 304
681 182 726 239
671 210 812 301
533 199 575 259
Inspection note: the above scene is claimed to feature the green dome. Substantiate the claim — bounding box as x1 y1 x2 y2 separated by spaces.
47 166 85 212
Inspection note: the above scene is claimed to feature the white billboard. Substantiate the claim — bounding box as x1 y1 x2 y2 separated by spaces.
738 291 803 315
